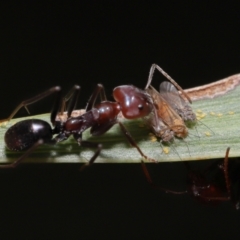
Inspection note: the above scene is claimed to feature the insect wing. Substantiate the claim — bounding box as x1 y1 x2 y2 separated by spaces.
160 81 186 110
146 86 187 138
160 81 196 122
147 86 181 127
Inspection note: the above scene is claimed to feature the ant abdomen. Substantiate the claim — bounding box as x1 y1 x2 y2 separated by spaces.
4 119 53 151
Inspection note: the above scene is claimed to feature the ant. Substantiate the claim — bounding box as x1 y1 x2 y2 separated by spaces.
142 147 239 209
0 64 198 168
0 82 157 168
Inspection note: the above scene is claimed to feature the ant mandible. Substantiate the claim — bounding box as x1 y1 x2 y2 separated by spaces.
0 82 156 168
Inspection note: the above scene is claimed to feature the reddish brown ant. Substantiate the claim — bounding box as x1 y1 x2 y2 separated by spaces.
0 83 156 168
142 148 238 209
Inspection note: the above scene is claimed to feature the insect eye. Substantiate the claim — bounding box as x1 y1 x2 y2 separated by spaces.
138 104 144 110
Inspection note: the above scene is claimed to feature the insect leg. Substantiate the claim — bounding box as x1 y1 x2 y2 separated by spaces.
85 84 107 111
58 85 81 118
0 139 44 168
74 134 102 170
0 86 61 124
117 121 157 163
146 63 192 103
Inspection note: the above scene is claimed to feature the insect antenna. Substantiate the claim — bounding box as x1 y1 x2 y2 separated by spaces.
180 138 191 157
197 119 215 135
160 139 183 161
186 131 200 139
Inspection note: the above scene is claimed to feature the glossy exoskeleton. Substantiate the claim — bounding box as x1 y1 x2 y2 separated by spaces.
0 82 156 168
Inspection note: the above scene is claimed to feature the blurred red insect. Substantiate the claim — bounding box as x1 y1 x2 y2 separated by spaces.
142 147 239 209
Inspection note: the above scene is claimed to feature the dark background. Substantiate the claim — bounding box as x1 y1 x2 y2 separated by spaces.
0 1 240 239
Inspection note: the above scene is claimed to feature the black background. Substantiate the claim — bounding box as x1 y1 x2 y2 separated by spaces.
0 1 240 239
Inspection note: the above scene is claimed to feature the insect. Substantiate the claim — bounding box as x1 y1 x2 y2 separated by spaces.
82 83 156 162
159 81 196 124
142 148 238 209
144 106 175 144
0 83 156 168
143 64 191 144
145 85 188 141
143 64 202 159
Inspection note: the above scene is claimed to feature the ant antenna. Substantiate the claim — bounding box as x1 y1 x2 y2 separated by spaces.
223 147 231 198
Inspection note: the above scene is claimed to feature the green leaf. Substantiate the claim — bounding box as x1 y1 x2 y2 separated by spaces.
0 74 240 164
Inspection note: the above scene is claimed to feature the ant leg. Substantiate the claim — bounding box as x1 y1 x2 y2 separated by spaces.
145 64 192 103
117 121 157 163
0 140 44 168
80 141 103 171
66 86 81 118
58 85 81 118
85 84 107 111
185 149 231 202
202 148 231 185
0 86 61 125
73 134 102 170
223 148 240 209
141 160 187 194
52 85 81 124
223 147 231 198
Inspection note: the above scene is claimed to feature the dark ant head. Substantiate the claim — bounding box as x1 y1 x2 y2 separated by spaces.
113 85 153 119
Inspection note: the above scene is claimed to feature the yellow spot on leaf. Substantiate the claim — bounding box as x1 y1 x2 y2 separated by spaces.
199 113 206 119
205 132 211 137
196 112 206 120
149 135 157 142
163 147 170 154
